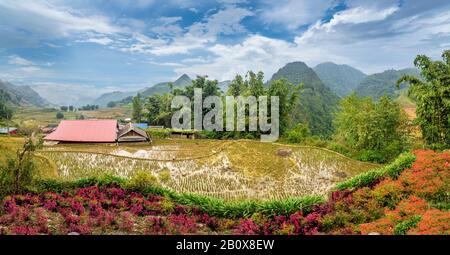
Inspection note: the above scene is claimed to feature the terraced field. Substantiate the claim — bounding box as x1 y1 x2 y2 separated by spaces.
36 139 379 201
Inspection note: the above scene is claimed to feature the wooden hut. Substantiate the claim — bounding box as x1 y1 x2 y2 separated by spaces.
117 123 150 142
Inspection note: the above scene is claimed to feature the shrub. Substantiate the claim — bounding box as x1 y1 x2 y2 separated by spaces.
126 171 158 192
146 128 170 139
285 123 311 144
0 137 42 197
394 215 422 235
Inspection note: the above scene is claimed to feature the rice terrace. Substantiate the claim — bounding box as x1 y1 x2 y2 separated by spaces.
35 139 379 201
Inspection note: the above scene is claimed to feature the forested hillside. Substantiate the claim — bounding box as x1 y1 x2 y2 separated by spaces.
355 68 420 100
270 62 340 137
313 62 366 97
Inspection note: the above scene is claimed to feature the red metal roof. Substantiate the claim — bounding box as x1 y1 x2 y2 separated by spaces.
44 120 118 142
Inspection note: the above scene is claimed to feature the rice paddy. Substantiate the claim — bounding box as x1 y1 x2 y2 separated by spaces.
35 139 380 201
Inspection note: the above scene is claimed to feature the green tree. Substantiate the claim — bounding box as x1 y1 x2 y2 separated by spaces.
333 93 408 162
286 123 310 143
56 112 64 119
397 50 450 147
268 78 302 135
107 101 117 108
132 93 143 123
0 136 42 196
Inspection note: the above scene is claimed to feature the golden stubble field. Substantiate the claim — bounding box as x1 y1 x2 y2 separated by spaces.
23 138 380 201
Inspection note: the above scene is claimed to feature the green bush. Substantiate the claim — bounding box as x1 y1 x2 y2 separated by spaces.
146 128 170 139
335 152 416 191
125 171 158 192
356 150 384 163
285 123 310 144
394 215 422 235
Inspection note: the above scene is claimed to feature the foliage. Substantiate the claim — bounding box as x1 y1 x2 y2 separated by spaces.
0 136 42 197
270 61 340 137
107 101 117 108
132 93 143 123
397 50 450 147
145 128 170 139
56 112 64 119
334 93 409 163
355 68 420 100
285 123 310 143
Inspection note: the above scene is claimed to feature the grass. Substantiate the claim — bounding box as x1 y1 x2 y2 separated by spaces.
10 106 131 128
334 152 416 191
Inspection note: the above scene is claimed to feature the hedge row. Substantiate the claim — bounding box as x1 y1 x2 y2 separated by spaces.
334 152 416 191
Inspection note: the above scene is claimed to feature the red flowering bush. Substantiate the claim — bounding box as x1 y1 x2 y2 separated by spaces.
0 150 447 235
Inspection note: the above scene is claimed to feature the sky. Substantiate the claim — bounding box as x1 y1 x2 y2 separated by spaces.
0 0 449 104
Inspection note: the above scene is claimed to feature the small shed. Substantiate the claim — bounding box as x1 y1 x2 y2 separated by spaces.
118 123 150 142
0 127 18 135
170 130 198 139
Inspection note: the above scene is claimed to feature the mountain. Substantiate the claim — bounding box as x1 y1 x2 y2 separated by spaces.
270 61 340 137
313 62 366 97
218 80 231 93
93 91 136 107
0 80 50 107
355 68 420 100
140 74 192 98
94 74 193 106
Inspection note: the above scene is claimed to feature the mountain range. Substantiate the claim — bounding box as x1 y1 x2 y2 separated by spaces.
354 68 420 100
313 62 367 97
270 61 340 137
0 80 50 107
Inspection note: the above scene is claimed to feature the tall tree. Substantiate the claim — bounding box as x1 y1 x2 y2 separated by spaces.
397 50 450 146
268 78 302 135
132 93 143 123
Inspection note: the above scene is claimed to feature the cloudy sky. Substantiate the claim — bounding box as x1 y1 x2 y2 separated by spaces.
0 0 449 99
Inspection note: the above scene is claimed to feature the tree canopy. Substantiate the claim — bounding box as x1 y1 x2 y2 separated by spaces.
397 50 450 147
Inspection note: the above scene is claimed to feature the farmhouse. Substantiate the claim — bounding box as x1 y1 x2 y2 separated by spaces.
45 120 118 143
44 119 149 143
0 127 18 135
118 123 150 142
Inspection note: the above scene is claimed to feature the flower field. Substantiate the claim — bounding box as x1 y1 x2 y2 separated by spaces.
37 140 379 200
1 150 448 235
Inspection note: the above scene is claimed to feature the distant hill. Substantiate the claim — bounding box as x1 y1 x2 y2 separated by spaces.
218 80 231 93
95 74 193 106
140 74 192 98
313 62 366 97
270 61 340 137
93 91 136 108
355 68 420 100
0 80 50 107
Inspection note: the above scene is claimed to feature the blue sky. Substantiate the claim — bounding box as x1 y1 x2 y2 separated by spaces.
0 0 449 105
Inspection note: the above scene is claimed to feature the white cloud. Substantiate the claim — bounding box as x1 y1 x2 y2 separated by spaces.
8 55 36 66
176 2 450 79
78 37 114 45
260 0 335 29
121 6 254 56
296 5 399 44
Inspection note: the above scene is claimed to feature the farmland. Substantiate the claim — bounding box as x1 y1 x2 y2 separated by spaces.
20 138 379 201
